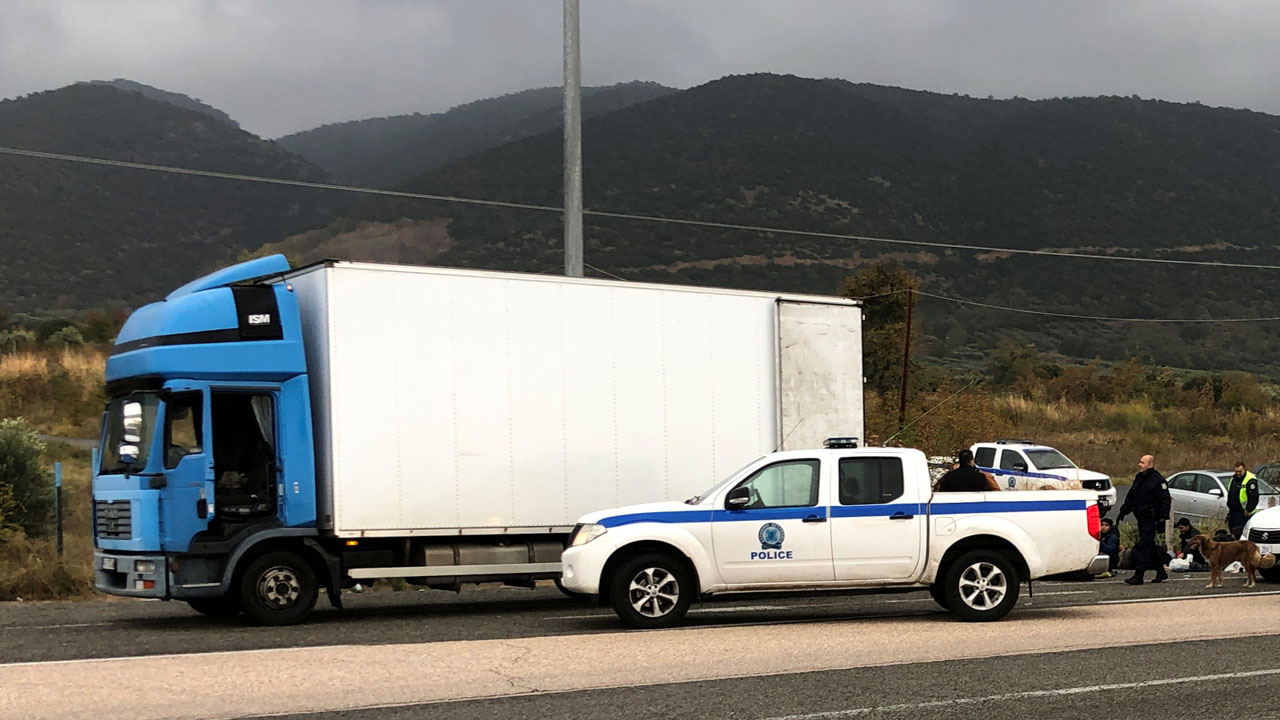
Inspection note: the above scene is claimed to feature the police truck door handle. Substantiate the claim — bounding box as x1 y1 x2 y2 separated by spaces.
803 515 827 523
890 513 914 520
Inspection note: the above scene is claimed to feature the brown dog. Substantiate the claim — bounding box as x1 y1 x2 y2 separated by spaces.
1186 534 1278 588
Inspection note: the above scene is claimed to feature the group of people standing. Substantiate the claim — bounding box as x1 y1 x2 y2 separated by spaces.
1100 455 1260 585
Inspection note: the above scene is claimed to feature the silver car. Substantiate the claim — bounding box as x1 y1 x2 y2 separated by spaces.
1166 469 1280 525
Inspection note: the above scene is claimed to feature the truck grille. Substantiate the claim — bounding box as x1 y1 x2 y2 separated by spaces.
95 501 132 540
1249 528 1279 543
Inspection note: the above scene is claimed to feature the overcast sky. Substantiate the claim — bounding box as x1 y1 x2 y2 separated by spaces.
3 0 1279 138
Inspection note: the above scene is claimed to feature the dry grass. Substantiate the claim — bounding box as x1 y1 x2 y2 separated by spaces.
0 348 106 437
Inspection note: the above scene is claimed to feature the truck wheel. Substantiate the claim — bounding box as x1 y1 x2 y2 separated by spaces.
942 550 1021 622
1260 566 1280 583
928 584 951 610
238 551 319 626
186 596 240 617
609 553 693 629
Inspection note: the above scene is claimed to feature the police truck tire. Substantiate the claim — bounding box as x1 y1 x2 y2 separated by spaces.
942 550 1020 622
609 553 693 629
238 551 319 626
186 596 240 617
1260 566 1280 583
928 583 951 610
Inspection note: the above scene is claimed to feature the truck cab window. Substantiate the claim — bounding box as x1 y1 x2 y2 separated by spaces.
164 392 203 470
733 460 819 509
974 447 996 468
838 457 904 505
998 450 1025 471
212 392 276 519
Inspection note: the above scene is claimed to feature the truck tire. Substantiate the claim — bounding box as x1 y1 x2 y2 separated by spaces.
1260 566 1280 583
928 584 951 611
942 550 1021 622
609 553 693 629
186 596 240 617
237 551 319 626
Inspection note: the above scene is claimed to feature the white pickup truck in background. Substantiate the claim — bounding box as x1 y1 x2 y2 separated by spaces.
561 442 1109 628
971 440 1117 513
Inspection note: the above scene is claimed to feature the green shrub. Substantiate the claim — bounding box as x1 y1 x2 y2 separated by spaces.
0 418 53 537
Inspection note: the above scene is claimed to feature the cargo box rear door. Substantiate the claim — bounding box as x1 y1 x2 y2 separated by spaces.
777 301 863 450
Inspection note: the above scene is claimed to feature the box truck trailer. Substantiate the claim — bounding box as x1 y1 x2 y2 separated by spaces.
92 255 864 624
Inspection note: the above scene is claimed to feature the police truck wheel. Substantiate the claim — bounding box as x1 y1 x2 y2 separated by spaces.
942 550 1020 622
186 596 240 617
609 553 693 629
238 551 319 626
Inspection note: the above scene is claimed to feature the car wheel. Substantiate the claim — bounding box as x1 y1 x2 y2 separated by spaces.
942 550 1021 622
609 553 693 629
1259 566 1280 583
238 551 319 626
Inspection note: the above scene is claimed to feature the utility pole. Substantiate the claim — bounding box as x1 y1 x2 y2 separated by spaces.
897 289 915 431
562 0 584 277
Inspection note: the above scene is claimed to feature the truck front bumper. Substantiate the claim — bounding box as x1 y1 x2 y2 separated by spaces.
1085 554 1110 575
560 541 614 596
94 551 169 598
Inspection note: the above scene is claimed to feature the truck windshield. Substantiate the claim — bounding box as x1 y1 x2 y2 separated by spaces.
1025 449 1074 470
99 393 161 474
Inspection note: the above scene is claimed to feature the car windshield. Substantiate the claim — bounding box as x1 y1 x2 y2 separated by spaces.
1024 449 1075 470
99 393 160 474
685 457 763 504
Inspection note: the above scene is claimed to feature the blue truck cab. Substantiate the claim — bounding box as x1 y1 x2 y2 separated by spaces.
93 255 334 623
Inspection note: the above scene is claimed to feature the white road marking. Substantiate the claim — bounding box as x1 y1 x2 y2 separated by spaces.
762 667 1280 719
1098 590 1280 604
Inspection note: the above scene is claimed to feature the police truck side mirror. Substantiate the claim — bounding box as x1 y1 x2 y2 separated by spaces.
727 487 751 508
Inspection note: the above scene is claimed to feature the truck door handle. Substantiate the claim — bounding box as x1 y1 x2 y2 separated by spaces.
890 513 914 520
803 515 827 523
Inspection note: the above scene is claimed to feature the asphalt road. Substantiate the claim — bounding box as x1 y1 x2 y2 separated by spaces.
3 572 1280 719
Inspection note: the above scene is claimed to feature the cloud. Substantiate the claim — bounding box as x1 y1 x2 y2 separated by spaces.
3 0 1279 138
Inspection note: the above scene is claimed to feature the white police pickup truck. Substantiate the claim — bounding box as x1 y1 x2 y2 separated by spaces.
561 442 1109 628
971 440 1117 513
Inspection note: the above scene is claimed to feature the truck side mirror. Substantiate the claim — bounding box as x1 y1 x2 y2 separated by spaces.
727 487 751 508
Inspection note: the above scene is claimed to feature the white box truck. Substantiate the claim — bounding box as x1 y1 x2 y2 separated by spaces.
92 256 864 624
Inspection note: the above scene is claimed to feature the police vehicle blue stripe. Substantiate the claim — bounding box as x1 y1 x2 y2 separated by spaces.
978 466 1070 482
597 499 1087 528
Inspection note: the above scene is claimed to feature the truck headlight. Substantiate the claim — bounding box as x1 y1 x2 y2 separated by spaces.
134 560 156 574
570 523 607 547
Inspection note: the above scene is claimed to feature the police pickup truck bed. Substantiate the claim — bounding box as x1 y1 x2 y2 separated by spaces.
561 445 1108 628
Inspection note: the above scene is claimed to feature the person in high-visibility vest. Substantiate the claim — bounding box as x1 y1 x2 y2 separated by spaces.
1226 461 1259 539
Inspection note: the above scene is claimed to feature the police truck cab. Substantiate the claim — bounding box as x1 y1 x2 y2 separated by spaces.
560 440 1109 628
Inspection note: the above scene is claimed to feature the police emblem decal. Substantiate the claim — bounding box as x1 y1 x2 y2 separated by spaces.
758 522 785 550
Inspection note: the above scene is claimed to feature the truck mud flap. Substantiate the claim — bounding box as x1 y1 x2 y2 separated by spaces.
304 538 344 609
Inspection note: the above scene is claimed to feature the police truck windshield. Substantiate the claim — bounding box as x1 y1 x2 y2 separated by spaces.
99 393 161 474
1024 449 1074 471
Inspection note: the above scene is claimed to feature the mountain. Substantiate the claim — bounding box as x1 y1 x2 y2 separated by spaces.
276 81 675 188
263 74 1280 375
86 79 240 128
0 83 336 310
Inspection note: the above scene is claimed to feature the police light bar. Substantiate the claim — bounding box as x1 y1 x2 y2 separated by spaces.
823 437 859 449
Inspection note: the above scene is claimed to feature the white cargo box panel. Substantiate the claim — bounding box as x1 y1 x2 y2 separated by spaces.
289 262 861 536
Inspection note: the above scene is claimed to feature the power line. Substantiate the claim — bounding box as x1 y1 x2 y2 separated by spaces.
915 290 1280 323
6 145 1280 272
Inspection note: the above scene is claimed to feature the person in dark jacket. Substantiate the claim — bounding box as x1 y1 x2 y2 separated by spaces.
1174 517 1207 571
1117 454 1172 585
1226 462 1260 539
938 450 993 492
1098 517 1121 577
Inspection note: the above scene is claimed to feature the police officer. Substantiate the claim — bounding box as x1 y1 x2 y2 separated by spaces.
1117 454 1172 585
1226 461 1259 539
